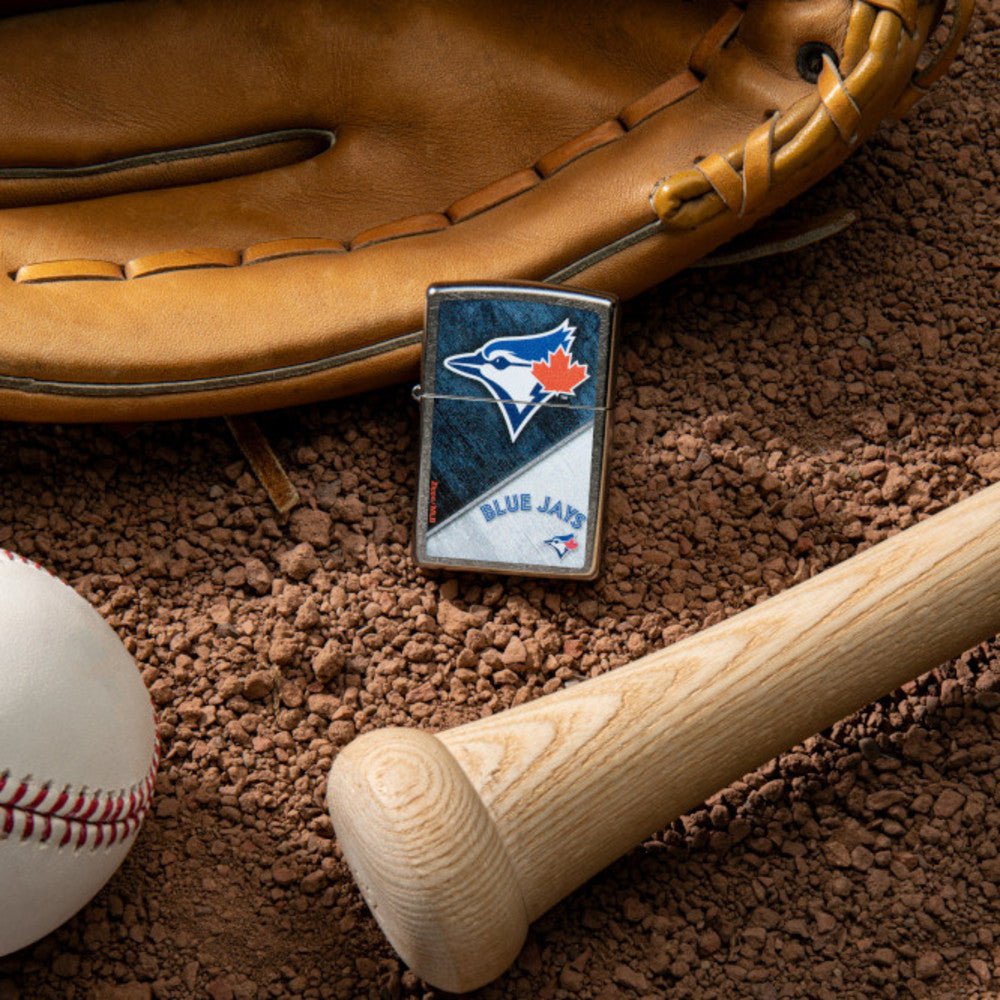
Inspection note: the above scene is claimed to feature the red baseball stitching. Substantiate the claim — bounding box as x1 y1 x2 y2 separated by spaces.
0 731 160 850
0 548 162 849
1 548 47 574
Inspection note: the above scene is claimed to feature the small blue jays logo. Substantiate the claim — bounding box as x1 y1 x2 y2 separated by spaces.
444 320 589 442
545 533 580 560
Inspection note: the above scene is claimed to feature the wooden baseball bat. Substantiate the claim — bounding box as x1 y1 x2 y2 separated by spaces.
327 480 1000 993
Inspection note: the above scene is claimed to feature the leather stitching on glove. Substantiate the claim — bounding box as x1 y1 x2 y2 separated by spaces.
10 2 750 285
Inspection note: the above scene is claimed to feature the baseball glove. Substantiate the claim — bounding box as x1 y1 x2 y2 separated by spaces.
0 0 971 422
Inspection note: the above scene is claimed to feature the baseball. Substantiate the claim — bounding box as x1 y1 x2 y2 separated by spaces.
0 550 159 957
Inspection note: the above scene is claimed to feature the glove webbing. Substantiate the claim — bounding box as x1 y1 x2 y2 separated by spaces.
653 0 973 229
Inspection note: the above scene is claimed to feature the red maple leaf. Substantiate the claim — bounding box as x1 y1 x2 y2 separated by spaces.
532 346 589 395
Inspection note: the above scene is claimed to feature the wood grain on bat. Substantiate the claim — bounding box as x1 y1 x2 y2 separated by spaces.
328 480 1000 993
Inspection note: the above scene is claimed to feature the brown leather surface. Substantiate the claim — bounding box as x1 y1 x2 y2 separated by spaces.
0 0 957 421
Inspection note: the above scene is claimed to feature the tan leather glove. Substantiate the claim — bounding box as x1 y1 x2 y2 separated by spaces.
0 0 972 422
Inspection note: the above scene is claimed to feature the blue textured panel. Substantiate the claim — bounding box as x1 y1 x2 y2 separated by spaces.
428 296 602 526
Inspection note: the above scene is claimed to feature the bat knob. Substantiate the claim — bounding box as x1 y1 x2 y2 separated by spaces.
326 727 529 992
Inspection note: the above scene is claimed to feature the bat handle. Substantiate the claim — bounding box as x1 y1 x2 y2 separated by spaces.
328 480 1000 992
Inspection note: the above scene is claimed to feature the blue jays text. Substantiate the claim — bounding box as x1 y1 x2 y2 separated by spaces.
480 494 587 529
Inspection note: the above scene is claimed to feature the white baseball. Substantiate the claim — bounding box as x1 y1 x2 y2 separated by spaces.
0 550 159 957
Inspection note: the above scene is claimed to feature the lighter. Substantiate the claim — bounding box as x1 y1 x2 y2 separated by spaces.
413 282 618 579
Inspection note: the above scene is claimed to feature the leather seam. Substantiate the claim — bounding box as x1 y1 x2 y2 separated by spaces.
0 128 335 181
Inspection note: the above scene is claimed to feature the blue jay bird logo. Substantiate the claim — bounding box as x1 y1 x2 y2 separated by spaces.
544 533 580 560
443 320 589 442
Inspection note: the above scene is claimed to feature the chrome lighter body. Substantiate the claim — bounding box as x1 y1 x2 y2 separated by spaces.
414 282 618 579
